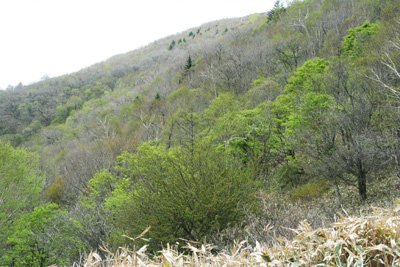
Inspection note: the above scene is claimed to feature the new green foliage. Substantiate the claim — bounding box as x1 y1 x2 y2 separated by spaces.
1 204 84 267
54 95 83 124
0 140 43 229
284 57 328 94
0 140 44 263
106 138 256 248
273 57 331 146
0 0 399 263
267 58 336 190
343 21 379 58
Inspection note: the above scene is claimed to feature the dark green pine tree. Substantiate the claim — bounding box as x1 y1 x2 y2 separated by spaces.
168 40 176 50
184 55 193 72
267 0 285 22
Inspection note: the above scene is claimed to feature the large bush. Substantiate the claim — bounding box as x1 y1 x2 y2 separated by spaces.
105 139 256 248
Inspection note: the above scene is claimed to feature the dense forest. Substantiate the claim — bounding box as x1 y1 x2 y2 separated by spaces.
1 0 400 265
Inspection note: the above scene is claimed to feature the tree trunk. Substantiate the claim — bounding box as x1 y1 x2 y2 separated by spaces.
333 178 343 209
357 166 367 200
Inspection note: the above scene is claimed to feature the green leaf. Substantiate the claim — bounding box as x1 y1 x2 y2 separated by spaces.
335 241 342 255
261 254 272 262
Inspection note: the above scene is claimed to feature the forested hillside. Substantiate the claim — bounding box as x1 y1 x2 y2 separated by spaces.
1 0 400 265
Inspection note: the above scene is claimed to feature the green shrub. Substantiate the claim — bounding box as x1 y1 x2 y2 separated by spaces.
290 180 331 201
107 140 256 249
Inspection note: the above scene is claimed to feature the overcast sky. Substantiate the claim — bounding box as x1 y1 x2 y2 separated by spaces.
0 0 280 89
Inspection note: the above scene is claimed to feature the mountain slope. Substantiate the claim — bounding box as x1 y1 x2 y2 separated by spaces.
1 0 400 265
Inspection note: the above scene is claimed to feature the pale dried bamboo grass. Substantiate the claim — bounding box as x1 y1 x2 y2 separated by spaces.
82 202 400 266
263 202 400 266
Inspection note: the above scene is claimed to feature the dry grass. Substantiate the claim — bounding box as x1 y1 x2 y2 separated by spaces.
262 204 400 266
79 201 400 266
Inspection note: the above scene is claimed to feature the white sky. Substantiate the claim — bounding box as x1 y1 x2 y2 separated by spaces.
0 0 279 89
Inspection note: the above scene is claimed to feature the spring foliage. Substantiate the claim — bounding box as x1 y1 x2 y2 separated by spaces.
101 139 256 248
1 0 400 265
0 140 43 228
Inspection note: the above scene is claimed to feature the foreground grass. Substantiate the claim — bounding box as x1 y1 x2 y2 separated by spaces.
81 203 400 266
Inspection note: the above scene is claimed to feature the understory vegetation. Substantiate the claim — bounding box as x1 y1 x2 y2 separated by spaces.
1 0 400 265
82 203 400 266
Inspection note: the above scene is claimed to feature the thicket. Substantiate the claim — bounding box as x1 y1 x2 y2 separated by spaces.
1 0 400 265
